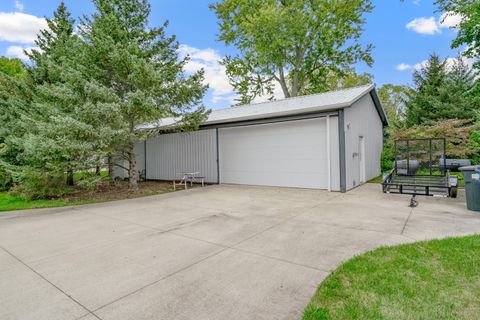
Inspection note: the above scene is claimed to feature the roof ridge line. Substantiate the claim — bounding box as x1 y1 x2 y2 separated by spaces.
226 84 374 111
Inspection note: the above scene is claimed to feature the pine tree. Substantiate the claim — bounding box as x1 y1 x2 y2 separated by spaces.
80 0 208 191
1 2 118 193
405 53 478 127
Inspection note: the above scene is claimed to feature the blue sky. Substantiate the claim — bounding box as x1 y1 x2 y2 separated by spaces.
0 0 464 109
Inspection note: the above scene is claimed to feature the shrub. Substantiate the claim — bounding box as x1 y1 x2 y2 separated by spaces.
76 174 106 195
381 139 394 173
392 119 477 158
0 166 13 191
11 169 72 200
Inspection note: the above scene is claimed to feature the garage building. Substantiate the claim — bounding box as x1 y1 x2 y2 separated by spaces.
115 85 388 192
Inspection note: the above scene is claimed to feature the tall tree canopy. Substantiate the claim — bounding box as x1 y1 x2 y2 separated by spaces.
0 2 111 192
210 0 374 104
436 0 479 69
81 0 208 190
377 84 410 129
405 54 478 127
436 0 480 108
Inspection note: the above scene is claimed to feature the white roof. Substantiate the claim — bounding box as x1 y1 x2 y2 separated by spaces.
141 84 383 130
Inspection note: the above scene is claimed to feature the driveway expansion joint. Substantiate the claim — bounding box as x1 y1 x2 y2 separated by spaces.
401 207 415 235
0 246 102 320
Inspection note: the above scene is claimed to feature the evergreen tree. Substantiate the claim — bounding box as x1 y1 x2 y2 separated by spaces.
405 54 478 127
1 2 118 193
81 0 208 191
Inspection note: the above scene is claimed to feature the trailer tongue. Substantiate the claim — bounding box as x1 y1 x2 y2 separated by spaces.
382 138 458 206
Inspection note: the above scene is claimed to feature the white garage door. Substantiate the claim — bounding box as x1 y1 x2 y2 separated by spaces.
219 118 329 189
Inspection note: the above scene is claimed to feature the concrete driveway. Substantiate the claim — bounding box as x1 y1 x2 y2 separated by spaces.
1 184 480 320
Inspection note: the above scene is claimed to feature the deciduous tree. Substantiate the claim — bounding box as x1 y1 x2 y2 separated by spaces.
210 0 374 104
0 57 25 79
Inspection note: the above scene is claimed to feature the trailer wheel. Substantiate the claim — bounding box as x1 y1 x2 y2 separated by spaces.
449 187 458 198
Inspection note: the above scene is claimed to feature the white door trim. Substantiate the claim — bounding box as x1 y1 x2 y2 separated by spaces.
359 135 366 183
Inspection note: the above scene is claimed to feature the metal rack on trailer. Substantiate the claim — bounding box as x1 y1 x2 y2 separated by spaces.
382 138 458 206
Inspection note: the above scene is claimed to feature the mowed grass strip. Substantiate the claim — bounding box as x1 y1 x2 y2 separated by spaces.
0 180 177 212
304 235 480 320
0 192 74 211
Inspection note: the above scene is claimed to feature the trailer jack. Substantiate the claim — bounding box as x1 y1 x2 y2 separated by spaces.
409 195 418 208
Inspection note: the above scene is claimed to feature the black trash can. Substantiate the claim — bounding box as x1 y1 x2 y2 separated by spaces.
459 166 480 212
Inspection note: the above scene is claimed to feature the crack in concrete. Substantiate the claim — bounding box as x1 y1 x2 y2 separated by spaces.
0 246 102 320
401 207 415 235
86 199 330 315
90 246 230 315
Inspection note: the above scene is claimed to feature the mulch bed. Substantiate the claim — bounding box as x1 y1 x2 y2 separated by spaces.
63 180 176 203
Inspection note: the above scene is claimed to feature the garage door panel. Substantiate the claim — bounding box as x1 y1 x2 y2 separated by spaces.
219 118 328 189
222 158 327 172
220 171 325 189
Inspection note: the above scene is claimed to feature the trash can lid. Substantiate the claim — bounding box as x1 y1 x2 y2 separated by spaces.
459 165 480 171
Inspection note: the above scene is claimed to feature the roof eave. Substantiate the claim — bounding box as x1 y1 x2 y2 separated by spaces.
369 88 389 127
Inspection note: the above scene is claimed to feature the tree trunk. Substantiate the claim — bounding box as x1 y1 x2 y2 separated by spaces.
278 67 291 98
108 155 115 186
95 165 100 176
128 143 138 192
66 170 74 186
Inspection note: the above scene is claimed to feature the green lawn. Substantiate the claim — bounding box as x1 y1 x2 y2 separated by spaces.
0 192 87 211
0 180 178 212
304 235 480 320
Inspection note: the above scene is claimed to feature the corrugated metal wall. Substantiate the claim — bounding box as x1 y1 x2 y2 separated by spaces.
112 142 146 179
145 129 218 183
344 94 383 190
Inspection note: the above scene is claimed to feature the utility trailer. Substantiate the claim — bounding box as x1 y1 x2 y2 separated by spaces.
382 138 458 204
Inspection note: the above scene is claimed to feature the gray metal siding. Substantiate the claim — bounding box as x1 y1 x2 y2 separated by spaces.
135 141 145 174
112 141 146 179
145 130 218 183
344 94 383 190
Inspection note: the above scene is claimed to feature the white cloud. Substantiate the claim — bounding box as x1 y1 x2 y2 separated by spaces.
14 1 24 12
396 55 474 74
0 12 47 43
413 60 429 71
439 12 463 29
251 83 284 104
413 0 420 5
178 44 237 105
406 17 441 35
413 56 473 72
178 44 286 106
396 63 412 71
6 45 36 60
397 57 474 71
406 12 463 35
